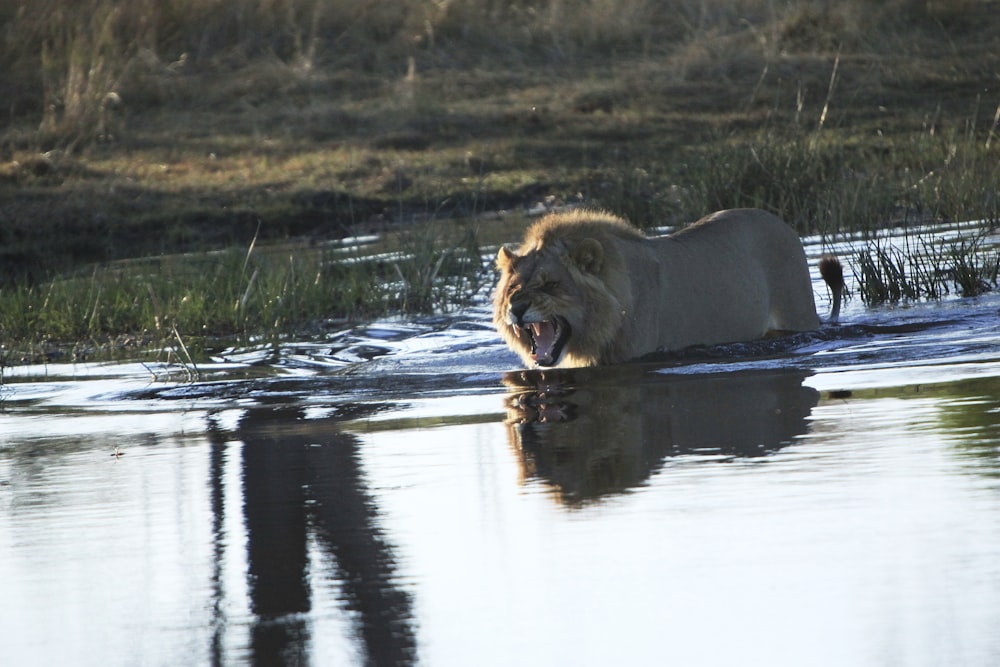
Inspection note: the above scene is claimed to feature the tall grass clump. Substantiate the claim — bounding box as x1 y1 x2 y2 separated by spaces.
2 0 400 149
612 100 1000 239
0 225 489 361
37 3 130 149
854 227 1000 306
670 132 896 235
897 116 1000 228
3 0 168 150
384 221 488 313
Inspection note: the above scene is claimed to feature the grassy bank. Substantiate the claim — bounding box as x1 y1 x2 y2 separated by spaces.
1 0 999 356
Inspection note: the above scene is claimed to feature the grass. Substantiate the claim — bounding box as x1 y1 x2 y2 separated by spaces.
854 224 1000 305
1 0 999 355
0 220 494 363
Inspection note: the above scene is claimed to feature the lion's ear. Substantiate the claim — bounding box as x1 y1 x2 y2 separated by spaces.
496 245 517 270
570 238 604 273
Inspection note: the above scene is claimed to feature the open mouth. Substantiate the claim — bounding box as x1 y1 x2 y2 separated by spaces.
517 317 571 367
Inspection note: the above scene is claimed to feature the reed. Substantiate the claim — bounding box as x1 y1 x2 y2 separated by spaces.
853 226 1000 306
0 224 489 362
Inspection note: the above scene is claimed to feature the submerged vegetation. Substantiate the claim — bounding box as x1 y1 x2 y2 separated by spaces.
1 0 999 356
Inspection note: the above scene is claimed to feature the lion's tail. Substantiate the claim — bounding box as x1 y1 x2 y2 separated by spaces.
818 255 844 323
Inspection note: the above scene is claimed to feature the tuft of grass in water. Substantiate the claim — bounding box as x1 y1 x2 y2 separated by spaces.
854 225 1000 306
922 230 1000 299
853 238 928 304
0 223 490 363
385 221 488 314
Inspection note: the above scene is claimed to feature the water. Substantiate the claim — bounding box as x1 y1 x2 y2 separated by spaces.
2 229 1000 666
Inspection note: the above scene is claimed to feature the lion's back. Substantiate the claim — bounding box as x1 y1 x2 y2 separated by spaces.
651 209 819 343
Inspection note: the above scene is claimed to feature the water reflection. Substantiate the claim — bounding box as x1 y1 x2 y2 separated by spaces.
932 376 1000 480
503 366 818 505
208 405 416 666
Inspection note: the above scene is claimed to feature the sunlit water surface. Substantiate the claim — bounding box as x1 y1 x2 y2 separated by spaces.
2 231 1000 666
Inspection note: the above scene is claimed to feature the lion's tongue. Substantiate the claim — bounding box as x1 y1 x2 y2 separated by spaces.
530 321 557 365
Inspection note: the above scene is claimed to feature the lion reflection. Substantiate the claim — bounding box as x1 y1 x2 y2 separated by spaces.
503 365 818 505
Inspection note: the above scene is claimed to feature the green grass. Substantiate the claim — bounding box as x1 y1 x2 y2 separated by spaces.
1 0 999 354
0 221 493 363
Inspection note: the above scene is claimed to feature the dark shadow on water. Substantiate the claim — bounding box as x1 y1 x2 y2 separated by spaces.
207 404 416 667
502 364 819 506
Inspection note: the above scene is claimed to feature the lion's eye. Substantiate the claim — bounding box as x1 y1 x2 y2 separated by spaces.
541 280 560 291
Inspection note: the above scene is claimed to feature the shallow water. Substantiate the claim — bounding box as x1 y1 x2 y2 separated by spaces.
3 230 1000 666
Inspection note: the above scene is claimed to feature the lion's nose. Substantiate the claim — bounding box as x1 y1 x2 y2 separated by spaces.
509 301 529 326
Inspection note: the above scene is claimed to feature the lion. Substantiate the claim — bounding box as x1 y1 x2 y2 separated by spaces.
493 208 844 368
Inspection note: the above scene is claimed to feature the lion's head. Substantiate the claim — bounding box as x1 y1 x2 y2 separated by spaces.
492 210 642 368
